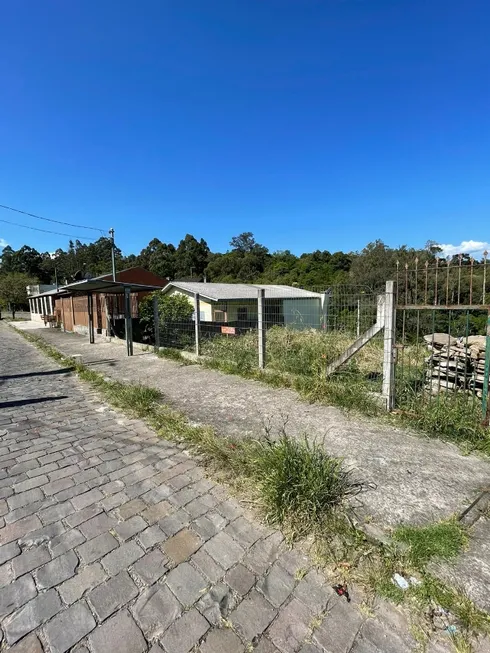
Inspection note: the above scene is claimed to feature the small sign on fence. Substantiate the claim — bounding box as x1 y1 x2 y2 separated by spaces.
221 326 236 335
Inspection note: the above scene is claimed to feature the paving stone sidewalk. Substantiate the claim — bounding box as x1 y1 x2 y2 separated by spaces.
0 324 457 652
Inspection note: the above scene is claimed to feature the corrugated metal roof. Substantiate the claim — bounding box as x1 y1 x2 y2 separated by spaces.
27 288 69 299
60 279 163 294
164 282 323 301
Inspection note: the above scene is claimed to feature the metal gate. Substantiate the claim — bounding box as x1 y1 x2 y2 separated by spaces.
395 256 490 424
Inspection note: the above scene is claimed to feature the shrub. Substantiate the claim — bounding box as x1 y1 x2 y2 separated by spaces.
140 291 195 348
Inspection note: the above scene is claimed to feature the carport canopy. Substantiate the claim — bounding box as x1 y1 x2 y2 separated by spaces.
59 278 163 355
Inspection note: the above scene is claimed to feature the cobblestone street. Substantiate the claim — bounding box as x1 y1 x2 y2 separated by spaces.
0 324 450 652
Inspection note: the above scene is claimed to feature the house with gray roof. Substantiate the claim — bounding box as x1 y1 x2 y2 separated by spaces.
161 281 325 329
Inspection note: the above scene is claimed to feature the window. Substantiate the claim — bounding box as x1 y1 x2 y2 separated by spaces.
213 310 227 322
237 307 248 323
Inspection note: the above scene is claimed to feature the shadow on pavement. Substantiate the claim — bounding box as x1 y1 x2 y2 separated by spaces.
0 396 69 409
0 368 74 381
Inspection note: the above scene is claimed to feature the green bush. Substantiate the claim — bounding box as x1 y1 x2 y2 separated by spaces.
140 291 195 348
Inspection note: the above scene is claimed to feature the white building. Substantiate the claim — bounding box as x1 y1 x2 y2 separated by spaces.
26 285 58 324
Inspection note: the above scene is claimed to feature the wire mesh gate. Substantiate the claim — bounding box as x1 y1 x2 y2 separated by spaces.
395 257 490 423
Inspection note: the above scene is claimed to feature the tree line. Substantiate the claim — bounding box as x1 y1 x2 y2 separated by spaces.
0 232 485 316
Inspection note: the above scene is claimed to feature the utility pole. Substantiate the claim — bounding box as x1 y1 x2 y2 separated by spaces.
109 228 116 281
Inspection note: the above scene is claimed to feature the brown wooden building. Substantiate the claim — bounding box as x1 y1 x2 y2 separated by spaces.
51 267 167 335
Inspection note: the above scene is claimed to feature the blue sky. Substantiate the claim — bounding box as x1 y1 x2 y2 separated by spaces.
1 0 489 258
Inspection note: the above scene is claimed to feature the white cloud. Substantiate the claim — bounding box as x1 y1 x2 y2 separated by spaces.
439 240 490 260
0 238 8 249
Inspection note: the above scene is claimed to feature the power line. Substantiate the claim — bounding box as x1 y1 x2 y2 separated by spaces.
0 203 106 233
0 217 99 242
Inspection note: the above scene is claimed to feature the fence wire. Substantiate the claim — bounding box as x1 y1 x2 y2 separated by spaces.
146 285 387 407
395 258 490 423
157 316 195 350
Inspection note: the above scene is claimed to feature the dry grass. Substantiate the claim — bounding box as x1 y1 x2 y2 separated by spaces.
201 327 385 416
202 326 384 378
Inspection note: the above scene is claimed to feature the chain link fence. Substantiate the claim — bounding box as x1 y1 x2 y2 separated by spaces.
149 284 390 411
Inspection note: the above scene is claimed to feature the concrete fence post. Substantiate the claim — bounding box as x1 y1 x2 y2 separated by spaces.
194 293 201 356
482 310 490 423
153 294 160 353
61 298 66 332
104 296 111 338
382 280 396 410
258 288 266 369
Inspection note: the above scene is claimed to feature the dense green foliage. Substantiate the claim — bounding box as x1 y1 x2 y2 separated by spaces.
1 232 466 290
139 292 194 332
139 291 195 348
0 238 122 284
0 272 36 317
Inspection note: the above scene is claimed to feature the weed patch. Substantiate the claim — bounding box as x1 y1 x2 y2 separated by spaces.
156 347 188 363
396 392 490 454
312 518 490 643
393 520 468 567
247 434 365 537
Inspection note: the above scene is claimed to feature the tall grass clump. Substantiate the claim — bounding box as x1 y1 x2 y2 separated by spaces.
202 326 384 379
248 434 364 537
202 330 259 374
156 347 187 363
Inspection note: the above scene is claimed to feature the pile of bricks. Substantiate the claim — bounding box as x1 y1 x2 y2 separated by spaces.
424 333 487 397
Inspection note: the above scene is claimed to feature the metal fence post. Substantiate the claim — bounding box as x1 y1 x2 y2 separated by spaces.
258 288 266 369
124 286 133 356
153 294 160 353
322 289 331 330
194 293 201 356
87 292 95 344
382 280 396 410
